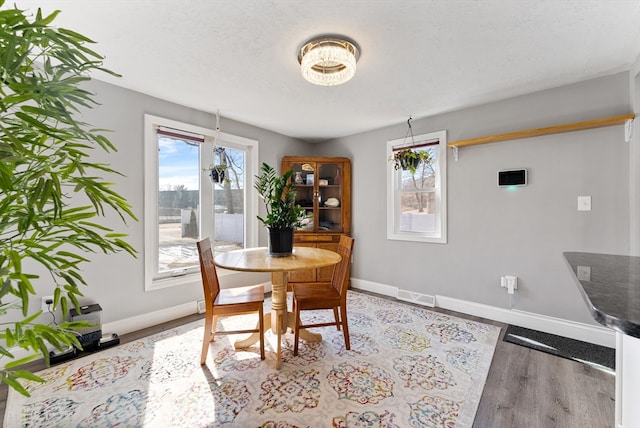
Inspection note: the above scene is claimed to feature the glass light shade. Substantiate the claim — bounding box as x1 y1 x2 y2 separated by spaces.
299 38 359 86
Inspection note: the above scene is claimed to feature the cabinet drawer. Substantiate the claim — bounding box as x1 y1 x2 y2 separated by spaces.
297 235 318 242
296 234 340 243
315 235 335 242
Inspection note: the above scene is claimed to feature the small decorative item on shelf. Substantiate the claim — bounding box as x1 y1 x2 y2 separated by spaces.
254 163 306 257
388 116 432 175
325 198 340 207
294 171 303 184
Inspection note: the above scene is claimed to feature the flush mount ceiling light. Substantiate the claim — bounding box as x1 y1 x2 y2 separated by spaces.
298 37 360 86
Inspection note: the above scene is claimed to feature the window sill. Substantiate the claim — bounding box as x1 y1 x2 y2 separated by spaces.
147 273 201 291
387 232 447 244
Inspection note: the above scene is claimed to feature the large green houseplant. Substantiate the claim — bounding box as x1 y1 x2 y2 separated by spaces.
254 163 305 257
0 2 136 395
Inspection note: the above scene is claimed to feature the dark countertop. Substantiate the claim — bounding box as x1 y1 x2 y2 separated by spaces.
564 252 640 339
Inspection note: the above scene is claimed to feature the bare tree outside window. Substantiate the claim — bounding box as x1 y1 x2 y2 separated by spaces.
400 149 436 213
399 147 437 232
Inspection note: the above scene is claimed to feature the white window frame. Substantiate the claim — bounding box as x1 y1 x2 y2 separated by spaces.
143 114 259 291
386 130 448 243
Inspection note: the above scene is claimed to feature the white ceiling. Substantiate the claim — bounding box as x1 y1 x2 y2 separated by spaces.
13 0 640 142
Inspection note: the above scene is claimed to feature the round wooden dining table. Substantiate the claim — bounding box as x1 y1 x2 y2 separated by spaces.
214 246 341 369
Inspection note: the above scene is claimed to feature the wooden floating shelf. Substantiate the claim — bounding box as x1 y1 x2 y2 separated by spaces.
448 113 635 148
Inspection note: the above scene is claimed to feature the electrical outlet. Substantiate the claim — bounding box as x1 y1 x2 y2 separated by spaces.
41 296 54 311
577 265 591 281
500 276 518 294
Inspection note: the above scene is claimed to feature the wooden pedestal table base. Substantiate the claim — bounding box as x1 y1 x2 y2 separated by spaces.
214 246 341 369
234 272 321 367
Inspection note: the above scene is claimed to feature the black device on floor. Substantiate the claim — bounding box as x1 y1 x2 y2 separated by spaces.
49 346 77 364
70 303 103 348
47 303 121 365
98 333 120 349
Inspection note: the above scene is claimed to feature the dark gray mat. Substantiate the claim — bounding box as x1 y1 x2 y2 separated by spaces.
503 324 615 371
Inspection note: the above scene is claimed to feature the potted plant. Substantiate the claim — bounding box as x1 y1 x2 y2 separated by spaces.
254 163 305 257
389 148 432 175
0 2 137 395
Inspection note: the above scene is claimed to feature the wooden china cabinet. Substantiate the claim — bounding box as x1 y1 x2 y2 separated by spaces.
281 156 351 286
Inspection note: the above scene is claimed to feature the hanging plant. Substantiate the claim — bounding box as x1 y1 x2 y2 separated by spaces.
208 164 227 184
388 116 432 175
389 148 432 175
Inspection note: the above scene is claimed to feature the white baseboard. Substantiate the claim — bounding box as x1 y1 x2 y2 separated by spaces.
350 278 398 297
436 295 615 348
102 301 198 336
350 278 615 349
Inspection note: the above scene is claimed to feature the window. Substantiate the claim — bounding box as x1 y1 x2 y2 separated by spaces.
387 130 447 243
144 114 258 290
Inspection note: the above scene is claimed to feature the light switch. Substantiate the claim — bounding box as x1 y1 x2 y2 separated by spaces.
578 196 591 211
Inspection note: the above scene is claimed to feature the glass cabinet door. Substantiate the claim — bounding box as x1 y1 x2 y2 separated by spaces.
284 160 344 233
317 162 343 233
286 161 316 231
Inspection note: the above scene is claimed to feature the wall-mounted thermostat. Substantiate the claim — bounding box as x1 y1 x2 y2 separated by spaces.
497 169 527 187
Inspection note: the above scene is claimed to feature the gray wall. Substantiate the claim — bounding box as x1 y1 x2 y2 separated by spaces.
31 72 632 331
32 79 313 324
320 72 631 326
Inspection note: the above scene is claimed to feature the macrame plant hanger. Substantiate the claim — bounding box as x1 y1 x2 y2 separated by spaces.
402 116 416 149
207 110 226 185
392 116 418 154
390 116 419 172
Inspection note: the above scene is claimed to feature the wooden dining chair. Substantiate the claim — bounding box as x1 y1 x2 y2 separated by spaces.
197 238 265 364
292 235 355 356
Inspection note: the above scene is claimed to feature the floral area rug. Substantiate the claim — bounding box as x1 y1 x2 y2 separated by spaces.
4 291 500 427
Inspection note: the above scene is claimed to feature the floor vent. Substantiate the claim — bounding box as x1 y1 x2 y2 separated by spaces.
397 290 436 307
197 300 206 314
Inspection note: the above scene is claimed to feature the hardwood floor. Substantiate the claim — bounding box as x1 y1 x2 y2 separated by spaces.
472 318 614 428
0 293 615 428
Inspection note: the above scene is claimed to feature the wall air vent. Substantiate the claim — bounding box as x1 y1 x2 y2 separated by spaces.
397 290 436 307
